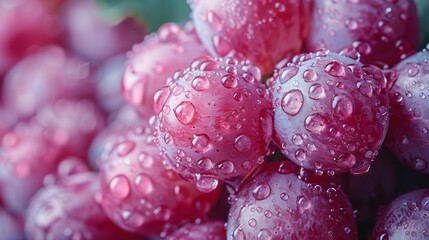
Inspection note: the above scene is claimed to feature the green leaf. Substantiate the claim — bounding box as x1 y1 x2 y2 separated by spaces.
416 0 429 49
96 0 191 32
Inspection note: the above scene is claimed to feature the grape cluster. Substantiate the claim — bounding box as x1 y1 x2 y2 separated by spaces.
0 0 428 239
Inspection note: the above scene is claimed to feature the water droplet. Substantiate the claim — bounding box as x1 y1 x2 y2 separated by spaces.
117 141 135 157
324 61 346 78
296 195 311 213
280 193 289 201
134 173 154 195
332 94 354 120
217 160 235 175
195 175 218 192
192 134 210 152
248 218 257 227
234 160 249 172
352 41 372 56
192 76 210 91
234 134 252 152
109 175 130 199
401 135 409 145
378 232 389 240
164 132 174 144
121 211 144 228
174 101 196 125
292 134 304 145
197 158 214 171
305 114 327 134
309 83 326 100
357 81 374 98
421 197 429 211
303 69 318 82
207 11 223 31
415 158 427 171
408 65 419 77
345 18 358 30
257 229 272 240
281 89 304 116
233 227 246 240
252 183 271 200
221 75 238 88
351 160 371 175
138 152 154 168
280 66 299 83
295 149 307 161
336 153 357 168
212 36 231 56
153 87 171 114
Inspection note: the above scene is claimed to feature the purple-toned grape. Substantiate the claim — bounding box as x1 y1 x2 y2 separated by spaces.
372 189 429 240
227 161 357 240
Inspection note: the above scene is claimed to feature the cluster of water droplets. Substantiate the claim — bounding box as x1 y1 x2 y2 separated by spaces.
153 56 273 191
228 161 356 239
99 127 217 236
271 50 389 175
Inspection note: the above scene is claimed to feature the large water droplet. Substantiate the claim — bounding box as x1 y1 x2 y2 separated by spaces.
195 175 218 192
121 211 144 228
192 134 210 152
258 229 272 240
217 160 235 175
279 66 299 83
296 195 312 213
109 175 130 199
309 84 326 100
221 75 238 88
305 114 327 134
324 61 346 78
336 153 357 168
234 134 252 152
332 94 354 120
233 227 246 240
153 87 171 114
197 158 214 171
281 89 304 116
248 218 257 227
351 160 371 175
295 149 307 161
192 76 210 91
212 36 231 56
303 69 318 82
174 101 196 125
135 173 154 195
207 11 223 31
252 183 271 200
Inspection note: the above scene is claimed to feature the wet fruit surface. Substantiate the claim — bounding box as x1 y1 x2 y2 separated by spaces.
2 46 93 118
99 126 219 236
0 0 428 239
227 161 358 240
191 0 310 75
386 50 429 174
154 56 273 192
122 22 208 118
25 172 139 240
269 50 389 174
165 220 226 240
372 188 429 240
306 0 420 68
0 125 63 214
